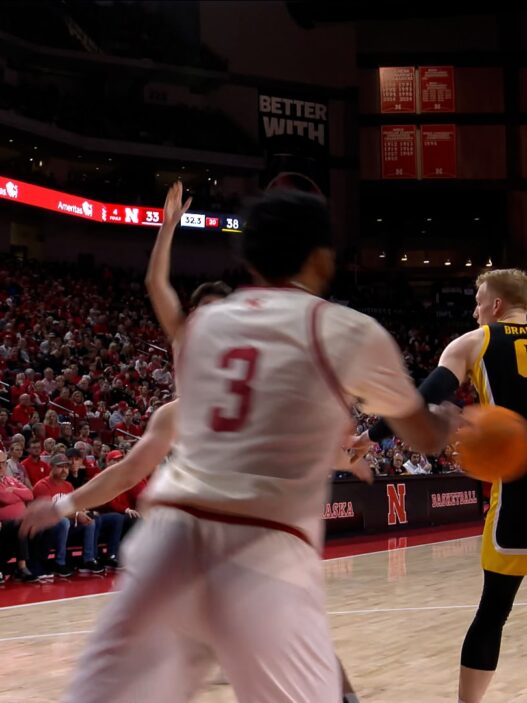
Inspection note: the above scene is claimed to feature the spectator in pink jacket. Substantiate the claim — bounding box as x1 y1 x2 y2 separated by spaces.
0 450 37 583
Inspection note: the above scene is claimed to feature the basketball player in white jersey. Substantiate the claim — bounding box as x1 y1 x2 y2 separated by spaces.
24 188 457 703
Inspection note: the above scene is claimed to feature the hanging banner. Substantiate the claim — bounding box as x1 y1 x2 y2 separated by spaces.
258 91 329 194
419 66 455 113
421 125 457 178
381 125 418 178
379 67 416 113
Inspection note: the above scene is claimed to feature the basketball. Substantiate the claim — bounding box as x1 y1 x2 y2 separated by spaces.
456 405 527 482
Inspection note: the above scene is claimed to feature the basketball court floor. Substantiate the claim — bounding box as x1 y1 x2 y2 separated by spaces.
1 525 526 703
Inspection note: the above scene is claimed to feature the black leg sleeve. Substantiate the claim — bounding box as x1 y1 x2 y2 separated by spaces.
461 570 523 671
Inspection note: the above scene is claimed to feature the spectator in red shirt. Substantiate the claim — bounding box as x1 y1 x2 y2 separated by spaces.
11 394 34 429
71 390 87 420
97 448 145 547
114 409 143 439
44 409 61 440
10 373 29 406
33 453 103 575
56 387 75 418
21 439 51 486
0 450 37 582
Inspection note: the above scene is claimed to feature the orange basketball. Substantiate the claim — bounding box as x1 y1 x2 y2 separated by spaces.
456 405 527 483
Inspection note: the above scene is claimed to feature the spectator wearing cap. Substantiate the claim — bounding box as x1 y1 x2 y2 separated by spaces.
21 439 50 486
7 442 31 488
0 449 37 582
33 453 104 576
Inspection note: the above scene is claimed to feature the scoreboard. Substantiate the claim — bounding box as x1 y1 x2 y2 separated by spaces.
0 175 242 232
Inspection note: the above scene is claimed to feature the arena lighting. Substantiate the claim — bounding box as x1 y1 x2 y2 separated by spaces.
423 257 430 264
426 217 432 222
444 259 452 266
401 253 408 262
0 174 242 232
486 258 493 267
474 217 480 221
379 251 386 258
465 258 473 267
376 217 383 222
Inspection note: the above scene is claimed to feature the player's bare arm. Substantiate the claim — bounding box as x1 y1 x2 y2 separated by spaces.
437 327 485 383
347 322 460 456
349 327 485 458
145 182 192 343
21 400 179 538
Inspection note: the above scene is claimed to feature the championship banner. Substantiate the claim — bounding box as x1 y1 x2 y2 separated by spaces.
381 125 418 179
419 66 455 113
421 125 457 178
258 91 329 194
379 67 416 113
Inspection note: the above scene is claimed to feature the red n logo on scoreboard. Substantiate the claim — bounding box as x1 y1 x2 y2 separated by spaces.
386 483 408 526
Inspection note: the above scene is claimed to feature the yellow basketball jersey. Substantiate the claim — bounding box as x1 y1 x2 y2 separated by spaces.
471 322 527 575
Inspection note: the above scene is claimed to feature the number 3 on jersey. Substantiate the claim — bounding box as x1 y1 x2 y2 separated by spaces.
211 347 260 432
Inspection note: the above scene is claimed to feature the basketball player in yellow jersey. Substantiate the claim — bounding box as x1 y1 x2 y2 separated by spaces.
352 268 527 703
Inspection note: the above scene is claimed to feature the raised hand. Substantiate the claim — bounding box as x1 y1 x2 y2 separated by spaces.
162 181 192 231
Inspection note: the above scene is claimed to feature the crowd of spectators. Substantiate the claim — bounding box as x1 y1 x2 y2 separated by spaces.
0 257 478 582
0 257 183 583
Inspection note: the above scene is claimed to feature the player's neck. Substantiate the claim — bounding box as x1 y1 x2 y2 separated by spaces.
496 308 527 324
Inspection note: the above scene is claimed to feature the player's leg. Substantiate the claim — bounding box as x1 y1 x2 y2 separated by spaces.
458 569 523 703
340 657 361 702
207 526 341 703
62 512 214 703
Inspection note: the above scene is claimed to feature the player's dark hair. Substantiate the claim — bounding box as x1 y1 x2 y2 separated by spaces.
189 281 232 309
241 190 332 282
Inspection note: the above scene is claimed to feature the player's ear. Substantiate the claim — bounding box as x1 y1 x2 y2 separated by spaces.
492 296 503 316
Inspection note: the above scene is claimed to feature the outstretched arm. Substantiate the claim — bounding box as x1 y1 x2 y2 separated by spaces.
21 400 179 537
349 328 483 454
145 183 192 343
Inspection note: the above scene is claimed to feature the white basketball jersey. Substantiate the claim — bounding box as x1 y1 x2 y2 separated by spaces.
146 287 420 548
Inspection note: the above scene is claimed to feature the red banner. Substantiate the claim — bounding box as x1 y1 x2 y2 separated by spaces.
381 126 418 179
379 67 416 113
421 125 457 178
419 66 455 112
